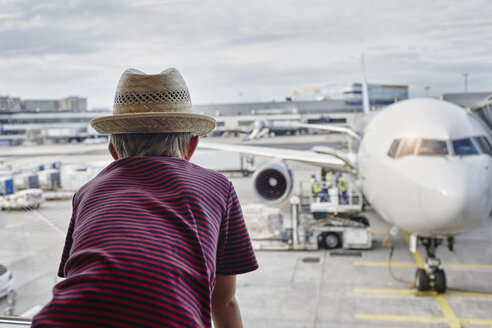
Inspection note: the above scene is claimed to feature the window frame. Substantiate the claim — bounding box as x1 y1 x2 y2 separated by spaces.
451 138 480 156
397 138 418 158
417 139 449 156
387 138 402 159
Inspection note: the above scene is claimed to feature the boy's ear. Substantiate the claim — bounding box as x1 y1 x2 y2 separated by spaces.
108 143 119 160
184 136 199 161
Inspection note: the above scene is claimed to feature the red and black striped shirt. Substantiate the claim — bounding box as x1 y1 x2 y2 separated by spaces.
32 156 258 327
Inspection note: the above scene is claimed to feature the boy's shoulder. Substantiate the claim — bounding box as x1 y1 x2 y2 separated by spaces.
76 156 232 197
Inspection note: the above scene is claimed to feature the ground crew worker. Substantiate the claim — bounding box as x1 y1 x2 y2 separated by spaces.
311 174 328 202
337 172 348 204
311 174 321 194
326 169 336 189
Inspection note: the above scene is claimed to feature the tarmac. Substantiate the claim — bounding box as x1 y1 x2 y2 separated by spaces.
0 136 492 327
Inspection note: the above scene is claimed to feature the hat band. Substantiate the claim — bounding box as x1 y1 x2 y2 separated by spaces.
114 89 191 107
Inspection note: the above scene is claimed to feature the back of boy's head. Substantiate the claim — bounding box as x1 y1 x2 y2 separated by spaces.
91 68 216 159
110 132 192 159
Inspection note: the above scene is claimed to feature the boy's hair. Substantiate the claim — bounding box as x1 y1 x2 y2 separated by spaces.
109 133 193 159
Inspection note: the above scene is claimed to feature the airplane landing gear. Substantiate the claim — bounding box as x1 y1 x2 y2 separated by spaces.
415 237 447 293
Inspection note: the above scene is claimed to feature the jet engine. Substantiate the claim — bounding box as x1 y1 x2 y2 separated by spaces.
252 160 293 203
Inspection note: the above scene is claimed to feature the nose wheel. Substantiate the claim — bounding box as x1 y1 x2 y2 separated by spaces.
415 268 430 291
415 267 446 293
415 237 447 293
433 269 446 293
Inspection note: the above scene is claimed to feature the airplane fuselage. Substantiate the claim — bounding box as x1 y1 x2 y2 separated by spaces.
358 98 492 237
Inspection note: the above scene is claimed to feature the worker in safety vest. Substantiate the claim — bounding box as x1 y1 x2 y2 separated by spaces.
337 172 348 204
326 170 336 189
311 174 328 202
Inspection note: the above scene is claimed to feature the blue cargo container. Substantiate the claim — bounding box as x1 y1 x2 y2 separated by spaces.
51 171 61 189
28 175 39 189
0 178 14 195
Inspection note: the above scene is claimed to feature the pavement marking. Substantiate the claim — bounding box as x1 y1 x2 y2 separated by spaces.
401 232 460 328
440 263 492 270
353 261 416 268
32 210 65 235
435 294 461 327
354 228 492 327
353 287 492 298
355 314 492 326
353 287 415 296
355 313 448 324
459 318 492 326
354 288 492 326
352 261 492 270
371 230 390 234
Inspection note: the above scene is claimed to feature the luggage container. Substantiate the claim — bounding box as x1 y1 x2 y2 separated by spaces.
0 177 14 195
38 169 61 190
0 189 44 210
13 174 39 190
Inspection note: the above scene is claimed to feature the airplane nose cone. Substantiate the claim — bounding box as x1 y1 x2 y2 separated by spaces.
420 163 491 233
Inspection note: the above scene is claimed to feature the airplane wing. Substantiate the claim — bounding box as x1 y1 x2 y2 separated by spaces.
270 121 361 140
199 141 356 173
295 123 361 140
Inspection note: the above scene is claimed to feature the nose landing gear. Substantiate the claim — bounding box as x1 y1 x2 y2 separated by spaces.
414 237 447 293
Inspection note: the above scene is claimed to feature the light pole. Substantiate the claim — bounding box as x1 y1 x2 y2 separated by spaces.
463 73 469 93
462 73 469 107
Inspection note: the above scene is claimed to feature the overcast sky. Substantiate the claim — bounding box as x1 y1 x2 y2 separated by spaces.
1 0 492 109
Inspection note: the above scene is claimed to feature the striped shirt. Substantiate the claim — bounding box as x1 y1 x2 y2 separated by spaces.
32 156 258 327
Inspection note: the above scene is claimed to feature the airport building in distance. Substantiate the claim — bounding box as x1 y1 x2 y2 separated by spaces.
1 83 491 146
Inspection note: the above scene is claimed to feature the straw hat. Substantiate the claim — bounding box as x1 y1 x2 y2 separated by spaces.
90 68 216 136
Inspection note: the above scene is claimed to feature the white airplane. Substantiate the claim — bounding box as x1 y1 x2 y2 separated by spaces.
200 86 492 294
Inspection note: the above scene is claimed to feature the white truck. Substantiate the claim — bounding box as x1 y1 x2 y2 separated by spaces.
246 179 372 251
0 189 45 211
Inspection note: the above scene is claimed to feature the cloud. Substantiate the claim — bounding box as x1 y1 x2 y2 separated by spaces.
0 12 24 20
0 0 492 106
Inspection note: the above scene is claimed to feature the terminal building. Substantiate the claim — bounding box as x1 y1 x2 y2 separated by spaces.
291 82 409 106
2 83 491 147
0 96 87 113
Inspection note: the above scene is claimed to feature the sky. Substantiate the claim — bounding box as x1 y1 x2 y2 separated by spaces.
0 0 492 109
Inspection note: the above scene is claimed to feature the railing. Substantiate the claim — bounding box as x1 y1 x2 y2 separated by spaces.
0 316 31 327
299 179 362 206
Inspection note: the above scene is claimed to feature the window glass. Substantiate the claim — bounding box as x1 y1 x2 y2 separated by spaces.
452 138 479 156
398 138 417 157
418 139 448 155
474 136 492 155
387 139 401 158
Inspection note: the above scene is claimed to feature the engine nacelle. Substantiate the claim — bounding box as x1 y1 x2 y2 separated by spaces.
252 160 293 203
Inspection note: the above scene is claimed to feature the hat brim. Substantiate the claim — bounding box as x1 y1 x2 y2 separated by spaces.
90 112 216 137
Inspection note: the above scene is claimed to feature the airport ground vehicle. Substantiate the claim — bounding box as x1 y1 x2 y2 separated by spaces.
0 189 44 211
0 264 13 299
293 181 371 250
250 180 372 251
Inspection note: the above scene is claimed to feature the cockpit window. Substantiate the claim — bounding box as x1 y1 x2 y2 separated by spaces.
387 139 401 158
474 136 492 155
398 138 417 157
452 138 479 156
418 139 448 155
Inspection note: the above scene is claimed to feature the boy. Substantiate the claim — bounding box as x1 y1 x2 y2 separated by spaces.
32 68 258 327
